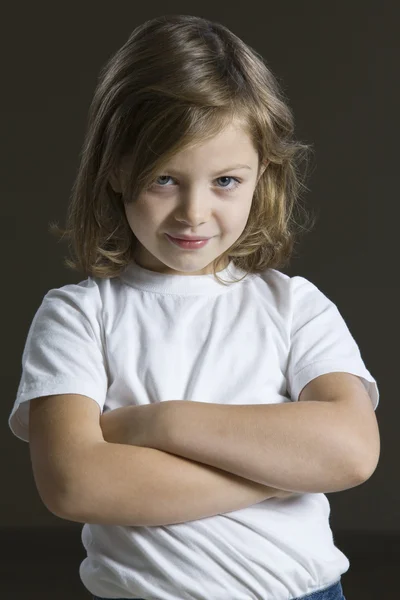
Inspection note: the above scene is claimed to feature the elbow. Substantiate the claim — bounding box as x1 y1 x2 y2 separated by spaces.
31 476 80 522
40 484 83 522
352 438 380 485
350 400 381 484
322 438 380 493
354 451 380 485
39 468 91 523
49 493 84 523
53 478 94 523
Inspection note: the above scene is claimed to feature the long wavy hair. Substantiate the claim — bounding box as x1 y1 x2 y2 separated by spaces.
49 14 317 286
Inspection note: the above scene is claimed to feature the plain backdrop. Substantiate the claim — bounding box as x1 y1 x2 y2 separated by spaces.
3 2 398 535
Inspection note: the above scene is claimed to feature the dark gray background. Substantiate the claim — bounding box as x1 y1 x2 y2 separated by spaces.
3 2 397 543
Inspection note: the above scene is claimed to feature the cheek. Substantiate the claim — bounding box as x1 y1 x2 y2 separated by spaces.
224 204 252 229
124 202 165 235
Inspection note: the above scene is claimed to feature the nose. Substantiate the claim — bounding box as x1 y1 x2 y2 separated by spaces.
175 187 211 225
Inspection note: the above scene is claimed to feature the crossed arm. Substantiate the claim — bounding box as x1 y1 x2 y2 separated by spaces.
101 372 380 495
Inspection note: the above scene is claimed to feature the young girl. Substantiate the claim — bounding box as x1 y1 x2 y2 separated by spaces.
9 14 380 600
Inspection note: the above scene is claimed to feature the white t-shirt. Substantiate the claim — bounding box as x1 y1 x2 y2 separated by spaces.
9 259 379 600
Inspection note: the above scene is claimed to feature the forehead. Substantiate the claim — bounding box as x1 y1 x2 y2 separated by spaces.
119 119 257 178
168 124 257 164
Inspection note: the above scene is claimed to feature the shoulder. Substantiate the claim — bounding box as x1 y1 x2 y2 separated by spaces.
256 268 330 311
28 277 109 340
257 267 316 292
41 275 110 315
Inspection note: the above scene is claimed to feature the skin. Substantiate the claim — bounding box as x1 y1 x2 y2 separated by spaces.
110 121 268 276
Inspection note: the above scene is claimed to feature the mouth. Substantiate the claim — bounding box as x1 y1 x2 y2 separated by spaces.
165 234 211 249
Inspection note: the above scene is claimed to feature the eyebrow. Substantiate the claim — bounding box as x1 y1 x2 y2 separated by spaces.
166 164 252 176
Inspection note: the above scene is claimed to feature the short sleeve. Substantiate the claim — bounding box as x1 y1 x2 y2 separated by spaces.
286 276 379 410
9 278 109 443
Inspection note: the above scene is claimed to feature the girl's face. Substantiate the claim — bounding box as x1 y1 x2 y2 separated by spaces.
118 122 266 275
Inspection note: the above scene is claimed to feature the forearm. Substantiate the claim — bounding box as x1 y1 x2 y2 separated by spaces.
62 441 292 527
76 406 294 527
157 400 365 494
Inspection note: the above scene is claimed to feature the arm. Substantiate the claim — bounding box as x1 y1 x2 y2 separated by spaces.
68 441 293 527
29 394 290 530
70 406 292 527
147 374 380 494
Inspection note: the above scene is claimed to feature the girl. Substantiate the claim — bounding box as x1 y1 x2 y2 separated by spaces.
9 14 379 600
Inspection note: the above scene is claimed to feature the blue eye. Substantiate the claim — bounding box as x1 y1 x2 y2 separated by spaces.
216 176 241 191
151 175 242 192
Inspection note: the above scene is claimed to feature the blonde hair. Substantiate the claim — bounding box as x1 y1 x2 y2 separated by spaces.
50 14 317 285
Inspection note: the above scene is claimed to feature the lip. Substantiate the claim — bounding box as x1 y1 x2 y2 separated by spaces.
165 234 211 249
167 234 212 241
